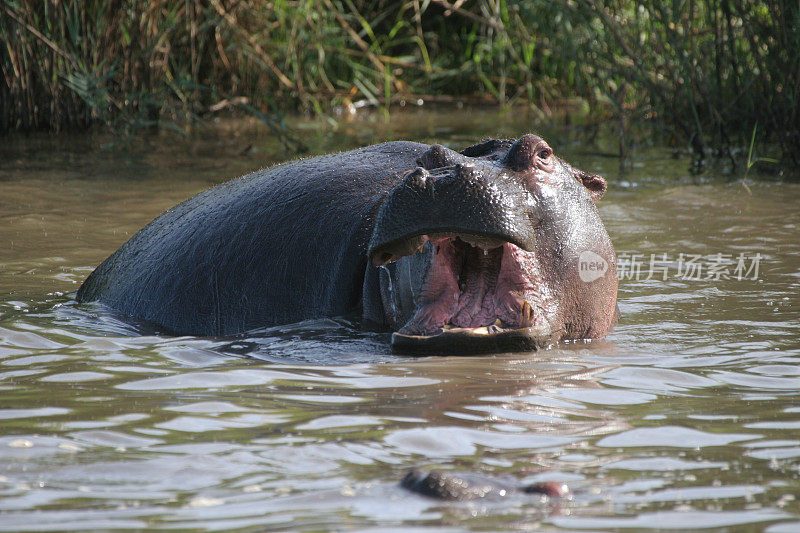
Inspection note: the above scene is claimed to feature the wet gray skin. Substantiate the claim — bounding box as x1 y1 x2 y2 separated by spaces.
77 135 617 353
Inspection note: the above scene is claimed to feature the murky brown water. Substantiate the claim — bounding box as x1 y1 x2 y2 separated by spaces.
1 109 799 531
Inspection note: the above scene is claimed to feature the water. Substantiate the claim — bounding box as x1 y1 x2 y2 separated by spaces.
1 109 799 531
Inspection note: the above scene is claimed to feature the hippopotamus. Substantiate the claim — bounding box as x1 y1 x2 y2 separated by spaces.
401 469 569 501
77 134 617 352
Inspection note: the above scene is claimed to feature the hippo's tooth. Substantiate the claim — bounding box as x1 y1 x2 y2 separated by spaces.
370 235 428 266
456 233 506 250
371 252 400 267
519 300 534 328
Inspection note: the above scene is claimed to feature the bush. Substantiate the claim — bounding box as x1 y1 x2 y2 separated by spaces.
1 1 797 167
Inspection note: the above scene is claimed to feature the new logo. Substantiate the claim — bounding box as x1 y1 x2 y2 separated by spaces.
578 251 609 282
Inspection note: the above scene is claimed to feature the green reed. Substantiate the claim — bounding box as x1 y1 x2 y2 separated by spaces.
1 0 797 167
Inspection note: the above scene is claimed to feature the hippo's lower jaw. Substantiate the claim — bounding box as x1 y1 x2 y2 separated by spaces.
391 325 552 354
371 234 555 353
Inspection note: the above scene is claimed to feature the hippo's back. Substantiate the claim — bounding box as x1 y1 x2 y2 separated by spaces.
77 141 430 335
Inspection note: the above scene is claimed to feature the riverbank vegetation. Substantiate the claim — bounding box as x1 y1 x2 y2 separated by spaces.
2 0 798 168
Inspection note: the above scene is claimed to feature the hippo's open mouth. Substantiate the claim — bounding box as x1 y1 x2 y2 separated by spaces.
370 233 553 353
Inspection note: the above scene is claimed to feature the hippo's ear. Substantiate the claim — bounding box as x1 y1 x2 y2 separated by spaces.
574 169 607 201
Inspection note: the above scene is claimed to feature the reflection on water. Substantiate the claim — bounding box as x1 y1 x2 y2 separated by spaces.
1 109 799 530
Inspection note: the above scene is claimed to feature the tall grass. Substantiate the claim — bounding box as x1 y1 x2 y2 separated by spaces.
568 0 799 167
1 1 798 166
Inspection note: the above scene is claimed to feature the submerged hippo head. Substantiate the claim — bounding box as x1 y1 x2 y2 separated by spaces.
366 134 617 352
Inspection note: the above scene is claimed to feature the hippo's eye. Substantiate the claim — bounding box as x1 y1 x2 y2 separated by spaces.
537 148 552 160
